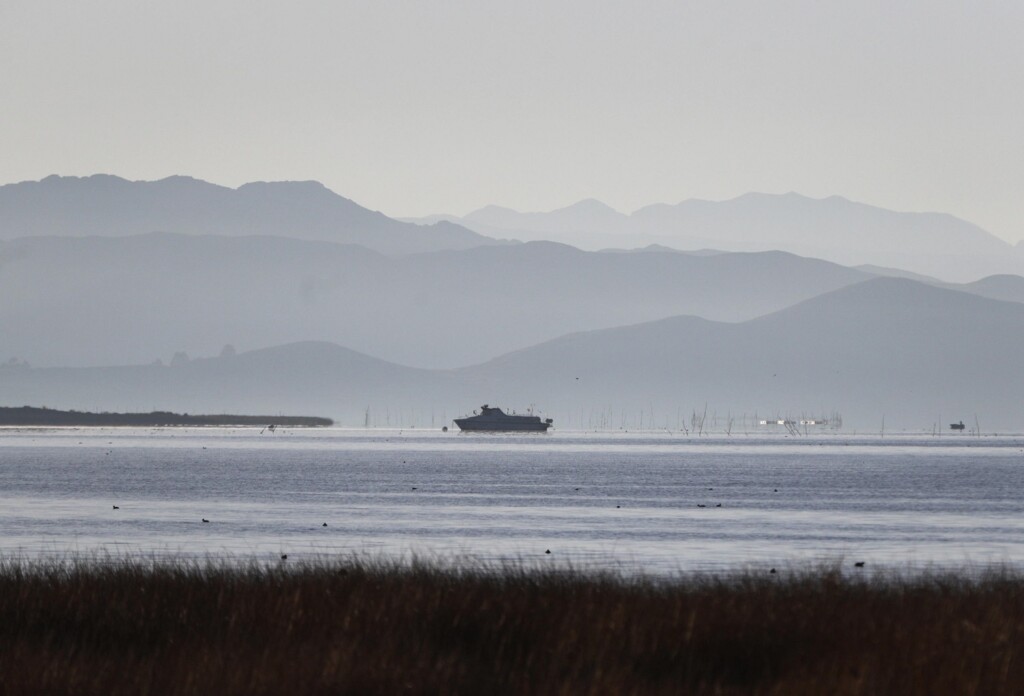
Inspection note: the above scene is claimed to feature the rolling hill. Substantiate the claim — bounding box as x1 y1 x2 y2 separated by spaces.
3 278 1022 431
460 277 1024 431
0 233 875 369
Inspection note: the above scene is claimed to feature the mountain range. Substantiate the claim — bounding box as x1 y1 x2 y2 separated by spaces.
0 233 876 369
2 174 1022 432
2 277 1022 432
410 193 1024 282
4 175 1015 282
461 277 1024 431
0 174 499 255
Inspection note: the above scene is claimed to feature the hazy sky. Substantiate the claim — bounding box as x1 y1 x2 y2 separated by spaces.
2 1 1022 242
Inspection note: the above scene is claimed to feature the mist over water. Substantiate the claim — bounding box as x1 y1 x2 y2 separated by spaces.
3 428 1023 574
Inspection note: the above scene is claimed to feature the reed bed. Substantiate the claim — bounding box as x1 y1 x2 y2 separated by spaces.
1 557 1022 695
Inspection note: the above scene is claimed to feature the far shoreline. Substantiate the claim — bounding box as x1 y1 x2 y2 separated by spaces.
0 405 332 428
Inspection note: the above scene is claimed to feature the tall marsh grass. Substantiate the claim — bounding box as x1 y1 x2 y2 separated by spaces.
1 558 1022 694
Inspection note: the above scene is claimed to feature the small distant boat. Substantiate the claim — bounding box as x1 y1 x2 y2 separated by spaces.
454 405 553 432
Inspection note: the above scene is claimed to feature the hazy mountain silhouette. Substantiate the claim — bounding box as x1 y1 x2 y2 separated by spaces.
467 199 628 236
3 278 1021 431
852 265 943 284
0 233 874 368
0 174 499 254
459 277 1024 431
0 341 453 424
956 274 1024 305
2 174 1018 429
418 193 1021 282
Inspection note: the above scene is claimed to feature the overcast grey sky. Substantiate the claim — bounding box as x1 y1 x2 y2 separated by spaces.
1 1 1022 242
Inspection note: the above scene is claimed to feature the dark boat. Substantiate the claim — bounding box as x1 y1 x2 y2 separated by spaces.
454 405 553 432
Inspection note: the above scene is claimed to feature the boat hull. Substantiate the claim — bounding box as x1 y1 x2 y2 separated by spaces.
454 418 551 432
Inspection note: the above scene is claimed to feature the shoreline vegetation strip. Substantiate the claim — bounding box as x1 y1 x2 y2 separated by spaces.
0 405 332 427
1 558 1022 694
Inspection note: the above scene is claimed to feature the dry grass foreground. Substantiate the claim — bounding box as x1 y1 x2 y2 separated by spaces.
0 558 1022 695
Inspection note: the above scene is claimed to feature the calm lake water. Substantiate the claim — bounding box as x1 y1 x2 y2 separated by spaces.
2 427 1023 574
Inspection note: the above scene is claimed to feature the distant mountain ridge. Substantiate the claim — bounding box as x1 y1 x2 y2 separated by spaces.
0 233 879 368
956 274 1024 305
461 277 1024 430
0 174 501 254
467 198 628 236
412 193 1022 282
3 278 1023 431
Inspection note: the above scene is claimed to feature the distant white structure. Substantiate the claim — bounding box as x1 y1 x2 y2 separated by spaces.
758 418 829 426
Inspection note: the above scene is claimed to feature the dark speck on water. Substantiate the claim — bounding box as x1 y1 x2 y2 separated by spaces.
4 430 1024 573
